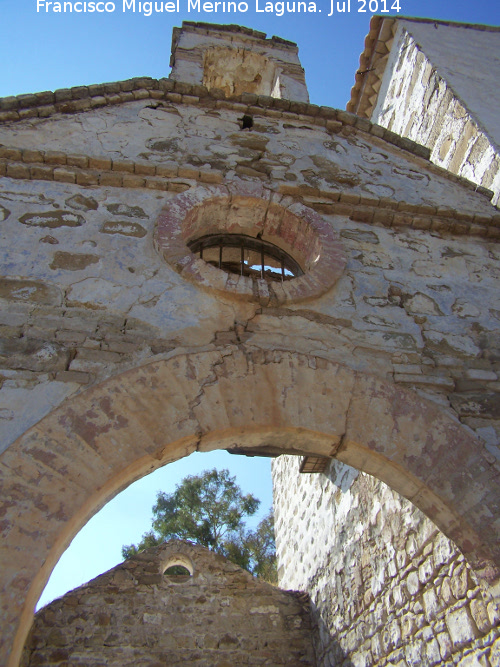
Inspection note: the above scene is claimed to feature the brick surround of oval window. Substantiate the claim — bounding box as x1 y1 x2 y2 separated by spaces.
154 182 346 306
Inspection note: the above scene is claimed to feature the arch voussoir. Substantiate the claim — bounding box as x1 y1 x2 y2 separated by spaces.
339 370 500 586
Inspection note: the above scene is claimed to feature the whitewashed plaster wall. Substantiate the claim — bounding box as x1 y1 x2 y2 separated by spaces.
272 455 500 666
2 98 500 464
372 22 500 206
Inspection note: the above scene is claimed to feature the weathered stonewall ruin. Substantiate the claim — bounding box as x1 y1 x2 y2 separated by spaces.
0 18 499 667
21 540 315 665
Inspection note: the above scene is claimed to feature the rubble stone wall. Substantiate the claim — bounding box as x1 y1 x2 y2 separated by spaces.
1 96 500 458
371 23 500 206
21 540 315 666
1 85 500 665
273 456 500 666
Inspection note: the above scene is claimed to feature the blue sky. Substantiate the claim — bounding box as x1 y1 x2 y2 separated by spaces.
1 1 499 108
1 0 499 609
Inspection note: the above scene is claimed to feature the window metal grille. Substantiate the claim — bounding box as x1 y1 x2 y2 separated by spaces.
188 233 303 282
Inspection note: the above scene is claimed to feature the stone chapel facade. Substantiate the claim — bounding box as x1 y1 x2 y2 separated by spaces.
0 19 499 667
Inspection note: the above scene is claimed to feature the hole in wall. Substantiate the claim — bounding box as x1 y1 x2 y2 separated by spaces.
164 565 192 576
154 185 346 305
240 115 254 130
163 557 194 583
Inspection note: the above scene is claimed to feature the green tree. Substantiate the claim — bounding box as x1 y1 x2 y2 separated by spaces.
122 469 277 582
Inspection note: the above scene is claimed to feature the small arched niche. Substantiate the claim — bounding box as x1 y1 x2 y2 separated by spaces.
162 554 194 583
203 47 281 98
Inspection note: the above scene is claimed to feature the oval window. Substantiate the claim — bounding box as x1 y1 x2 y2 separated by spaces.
154 184 346 306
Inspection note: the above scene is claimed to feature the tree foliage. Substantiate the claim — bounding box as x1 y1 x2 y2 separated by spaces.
122 468 277 582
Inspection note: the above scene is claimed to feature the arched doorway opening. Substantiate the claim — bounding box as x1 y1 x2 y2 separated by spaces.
1 347 499 666
36 448 274 610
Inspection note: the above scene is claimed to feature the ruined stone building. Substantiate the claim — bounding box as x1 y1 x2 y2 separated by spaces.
0 18 499 667
21 540 315 665
348 17 500 205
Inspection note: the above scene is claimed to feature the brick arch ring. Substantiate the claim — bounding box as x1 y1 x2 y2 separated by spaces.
154 182 346 305
1 348 499 666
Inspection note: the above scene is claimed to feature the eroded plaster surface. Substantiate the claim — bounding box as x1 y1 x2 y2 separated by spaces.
372 21 500 205
1 100 496 214
1 37 500 666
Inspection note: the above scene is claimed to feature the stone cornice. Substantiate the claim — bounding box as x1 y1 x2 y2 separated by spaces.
347 15 395 118
1 146 499 241
1 74 497 204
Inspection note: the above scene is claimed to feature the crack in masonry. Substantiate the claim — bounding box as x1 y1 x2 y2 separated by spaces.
181 351 229 433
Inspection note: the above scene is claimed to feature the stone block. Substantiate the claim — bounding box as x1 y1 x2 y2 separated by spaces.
122 175 145 188
446 606 480 648
132 89 150 101
6 163 30 179
17 108 38 121
0 146 22 160
38 104 56 117
53 168 76 184
469 597 490 633
457 652 491 666
0 338 69 372
112 160 134 173
89 156 112 170
66 154 89 168
199 170 223 184
76 170 99 186
22 149 44 163
44 151 66 165
134 161 156 176
419 558 436 585
0 96 18 110
423 589 440 622
50 251 99 271
147 177 169 190
178 167 199 180
490 637 500 666
55 370 91 384
450 566 470 599
487 601 500 626
425 637 442 665
99 172 123 187
436 631 452 660
404 639 424 667
0 110 19 122
156 163 178 178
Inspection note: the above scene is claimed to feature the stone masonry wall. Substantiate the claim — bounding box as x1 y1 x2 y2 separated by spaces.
2 77 500 664
371 23 500 206
272 456 500 666
1 94 500 459
21 540 315 666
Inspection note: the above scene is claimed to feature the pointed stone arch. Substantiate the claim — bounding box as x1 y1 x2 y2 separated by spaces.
1 347 499 666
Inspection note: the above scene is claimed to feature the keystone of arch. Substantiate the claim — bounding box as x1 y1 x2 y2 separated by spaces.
0 348 499 666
